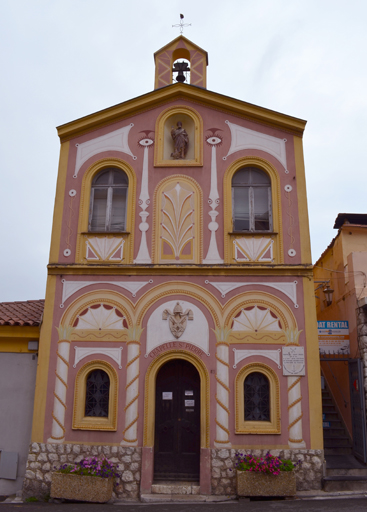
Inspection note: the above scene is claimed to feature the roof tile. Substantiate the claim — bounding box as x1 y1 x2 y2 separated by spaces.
0 300 45 326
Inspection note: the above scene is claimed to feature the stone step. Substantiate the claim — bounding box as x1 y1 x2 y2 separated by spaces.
323 435 351 440
151 482 200 495
326 468 367 477
325 447 353 456
140 494 235 503
323 428 347 435
323 476 367 492
324 438 352 446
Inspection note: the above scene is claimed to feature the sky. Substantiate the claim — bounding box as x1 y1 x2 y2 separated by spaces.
0 0 366 302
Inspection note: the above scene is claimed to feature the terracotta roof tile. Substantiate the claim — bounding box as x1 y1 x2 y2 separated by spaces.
0 300 45 326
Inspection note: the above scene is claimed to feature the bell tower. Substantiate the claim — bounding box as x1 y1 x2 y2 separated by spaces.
154 35 208 90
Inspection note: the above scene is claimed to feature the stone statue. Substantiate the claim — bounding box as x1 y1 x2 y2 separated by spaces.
171 121 189 159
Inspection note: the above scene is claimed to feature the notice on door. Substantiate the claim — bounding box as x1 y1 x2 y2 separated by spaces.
185 390 193 396
185 400 195 407
162 392 173 400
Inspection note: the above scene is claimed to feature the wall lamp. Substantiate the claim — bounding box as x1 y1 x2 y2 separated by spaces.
314 281 334 306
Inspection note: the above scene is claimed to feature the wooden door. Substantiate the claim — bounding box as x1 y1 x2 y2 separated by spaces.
154 359 200 481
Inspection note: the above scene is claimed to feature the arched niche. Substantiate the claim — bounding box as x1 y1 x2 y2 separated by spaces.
154 106 203 167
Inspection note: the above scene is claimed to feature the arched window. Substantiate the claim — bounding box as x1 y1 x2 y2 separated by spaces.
244 372 270 421
73 360 118 431
232 167 272 232
235 363 280 434
89 168 128 232
85 369 110 417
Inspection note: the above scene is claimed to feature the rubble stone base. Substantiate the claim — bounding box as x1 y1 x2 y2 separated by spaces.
22 442 141 501
211 448 324 495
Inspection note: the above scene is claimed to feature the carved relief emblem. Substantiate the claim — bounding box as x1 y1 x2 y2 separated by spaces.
162 302 194 339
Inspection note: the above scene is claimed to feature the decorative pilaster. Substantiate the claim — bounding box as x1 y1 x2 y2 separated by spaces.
203 135 223 264
134 136 153 263
48 325 74 443
213 326 231 447
284 329 306 448
121 325 143 445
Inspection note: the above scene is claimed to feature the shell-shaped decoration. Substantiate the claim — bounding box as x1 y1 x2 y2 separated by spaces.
74 304 126 330
232 306 282 332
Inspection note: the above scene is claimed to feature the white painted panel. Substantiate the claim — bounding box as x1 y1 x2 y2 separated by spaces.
146 300 209 356
74 124 136 177
74 346 123 369
233 348 281 368
223 121 288 172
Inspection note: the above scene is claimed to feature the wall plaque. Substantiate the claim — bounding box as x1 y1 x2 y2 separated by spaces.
282 346 305 376
162 392 173 400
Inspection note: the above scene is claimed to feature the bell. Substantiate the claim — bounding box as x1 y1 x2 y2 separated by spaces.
173 60 190 83
176 70 186 83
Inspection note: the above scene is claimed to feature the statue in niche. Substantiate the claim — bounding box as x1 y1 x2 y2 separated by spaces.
171 121 189 159
162 302 194 339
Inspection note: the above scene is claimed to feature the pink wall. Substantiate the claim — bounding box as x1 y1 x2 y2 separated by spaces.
56 99 302 266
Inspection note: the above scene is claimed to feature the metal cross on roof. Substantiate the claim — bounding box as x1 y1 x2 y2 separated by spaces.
172 14 191 35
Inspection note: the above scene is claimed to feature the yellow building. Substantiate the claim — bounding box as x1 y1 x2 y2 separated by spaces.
314 213 367 464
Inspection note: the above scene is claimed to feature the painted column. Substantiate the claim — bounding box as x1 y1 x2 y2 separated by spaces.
134 137 153 264
284 329 306 448
121 326 143 445
203 136 223 264
48 325 74 443
288 376 305 447
213 327 231 447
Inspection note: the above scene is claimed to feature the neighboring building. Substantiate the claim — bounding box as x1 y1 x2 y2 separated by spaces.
0 300 44 495
21 36 323 499
314 213 367 462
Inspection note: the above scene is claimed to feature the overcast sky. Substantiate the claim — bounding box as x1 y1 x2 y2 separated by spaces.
1 0 366 302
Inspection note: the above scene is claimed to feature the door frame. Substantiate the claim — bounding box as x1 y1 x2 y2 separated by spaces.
144 350 210 449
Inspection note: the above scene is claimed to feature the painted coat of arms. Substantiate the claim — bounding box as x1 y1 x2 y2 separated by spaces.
162 302 194 339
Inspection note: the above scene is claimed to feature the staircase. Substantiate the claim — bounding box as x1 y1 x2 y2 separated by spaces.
322 383 367 491
322 386 352 456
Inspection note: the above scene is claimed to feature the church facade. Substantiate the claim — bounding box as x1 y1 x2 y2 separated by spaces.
24 36 323 499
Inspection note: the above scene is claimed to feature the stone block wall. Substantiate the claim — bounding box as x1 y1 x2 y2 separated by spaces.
211 448 324 494
357 305 367 411
22 443 141 501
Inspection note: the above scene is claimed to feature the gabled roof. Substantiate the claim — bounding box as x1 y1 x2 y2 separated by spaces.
57 83 307 142
0 300 44 326
154 35 209 65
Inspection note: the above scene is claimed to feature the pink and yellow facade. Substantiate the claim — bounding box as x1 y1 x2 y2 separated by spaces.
25 37 323 498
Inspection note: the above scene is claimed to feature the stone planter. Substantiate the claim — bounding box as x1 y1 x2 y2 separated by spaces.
50 472 113 503
237 470 296 497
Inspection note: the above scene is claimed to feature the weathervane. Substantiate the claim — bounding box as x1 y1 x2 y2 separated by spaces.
172 14 191 35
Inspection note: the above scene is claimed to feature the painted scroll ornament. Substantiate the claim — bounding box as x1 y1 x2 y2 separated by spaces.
162 302 194 339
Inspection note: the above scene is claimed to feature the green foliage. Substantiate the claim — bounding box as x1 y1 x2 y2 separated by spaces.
25 496 38 502
55 456 118 479
235 451 302 475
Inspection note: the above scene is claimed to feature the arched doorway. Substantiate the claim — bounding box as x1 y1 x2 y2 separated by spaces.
154 359 200 481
